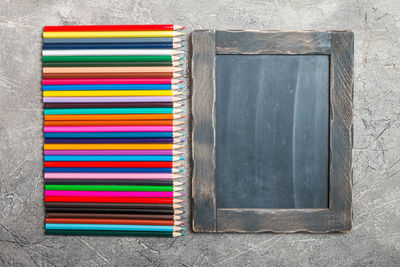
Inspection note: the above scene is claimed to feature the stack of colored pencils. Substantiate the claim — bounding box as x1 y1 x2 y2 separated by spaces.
42 24 186 237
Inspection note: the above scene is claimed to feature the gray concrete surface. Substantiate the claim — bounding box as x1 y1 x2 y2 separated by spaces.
0 0 399 266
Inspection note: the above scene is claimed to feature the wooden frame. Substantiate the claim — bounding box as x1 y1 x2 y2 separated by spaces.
191 30 353 233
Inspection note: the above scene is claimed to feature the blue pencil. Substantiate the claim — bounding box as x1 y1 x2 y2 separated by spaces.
45 223 180 232
44 132 174 138
44 155 181 162
44 167 176 173
43 108 174 115
43 84 181 91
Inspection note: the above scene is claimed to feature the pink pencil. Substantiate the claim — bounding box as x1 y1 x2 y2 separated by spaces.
45 190 182 198
44 126 183 132
44 173 180 179
44 150 177 155
42 78 180 85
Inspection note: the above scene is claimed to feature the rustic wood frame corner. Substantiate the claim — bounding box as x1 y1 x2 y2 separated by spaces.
191 30 354 233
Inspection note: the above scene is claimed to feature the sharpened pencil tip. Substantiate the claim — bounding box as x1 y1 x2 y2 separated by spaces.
178 85 184 89
179 169 184 172
180 157 185 160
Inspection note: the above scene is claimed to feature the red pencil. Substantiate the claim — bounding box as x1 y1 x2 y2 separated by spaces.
45 196 179 204
44 161 176 168
44 25 185 32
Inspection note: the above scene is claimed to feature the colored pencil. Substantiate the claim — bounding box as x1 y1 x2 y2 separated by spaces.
42 78 182 85
45 229 183 237
43 73 182 79
45 184 177 192
44 73 183 79
46 213 181 220
45 207 182 214
43 66 182 73
43 31 185 38
45 161 179 168
44 173 182 179
45 202 179 210
45 196 182 204
43 84 181 90
45 223 182 231
43 43 183 50
44 25 185 32
43 90 182 97
42 49 183 56
44 120 178 126
45 179 182 186
46 218 181 226
43 37 182 44
44 132 181 138
44 155 183 161
44 103 178 109
44 167 182 173
43 61 182 67
42 55 182 62
42 24 185 237
44 150 182 155
43 96 183 103
43 108 182 115
44 138 177 144
45 191 183 198
45 114 184 120
44 125 183 132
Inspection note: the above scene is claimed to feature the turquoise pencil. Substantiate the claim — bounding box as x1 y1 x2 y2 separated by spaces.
45 223 183 232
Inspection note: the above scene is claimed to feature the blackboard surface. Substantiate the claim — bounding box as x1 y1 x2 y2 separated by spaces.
215 54 329 209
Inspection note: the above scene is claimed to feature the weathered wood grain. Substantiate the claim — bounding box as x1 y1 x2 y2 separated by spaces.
216 31 331 55
191 30 353 233
329 31 354 232
191 30 217 232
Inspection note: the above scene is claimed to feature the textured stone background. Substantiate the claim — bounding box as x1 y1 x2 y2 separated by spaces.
1 0 399 266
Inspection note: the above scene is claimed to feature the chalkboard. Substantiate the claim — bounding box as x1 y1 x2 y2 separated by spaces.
215 55 329 209
191 30 353 233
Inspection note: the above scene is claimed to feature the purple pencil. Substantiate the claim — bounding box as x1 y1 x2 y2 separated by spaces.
45 190 183 198
43 96 181 103
44 150 183 155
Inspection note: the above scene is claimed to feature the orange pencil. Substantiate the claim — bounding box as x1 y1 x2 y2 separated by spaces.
44 114 185 121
